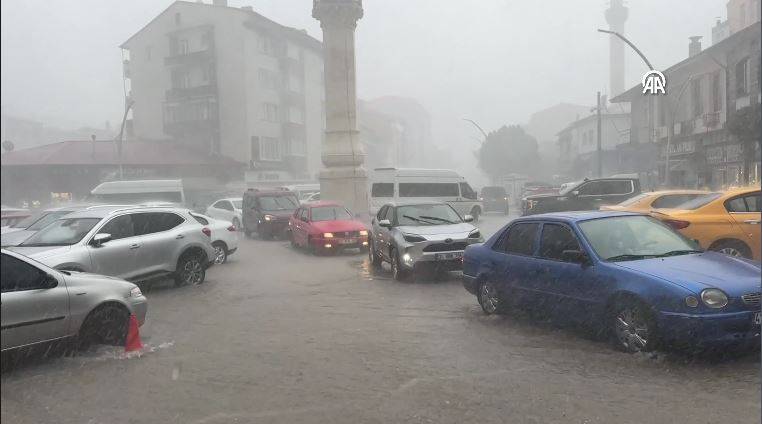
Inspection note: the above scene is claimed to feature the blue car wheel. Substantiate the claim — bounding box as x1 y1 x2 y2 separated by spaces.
612 300 658 353
478 281 506 315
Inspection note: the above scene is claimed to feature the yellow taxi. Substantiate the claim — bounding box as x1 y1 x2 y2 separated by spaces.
600 190 710 213
650 187 761 260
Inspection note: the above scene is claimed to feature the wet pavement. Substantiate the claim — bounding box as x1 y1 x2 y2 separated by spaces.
1 213 759 424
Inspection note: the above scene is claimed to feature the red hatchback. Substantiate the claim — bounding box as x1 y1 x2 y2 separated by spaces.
289 202 369 254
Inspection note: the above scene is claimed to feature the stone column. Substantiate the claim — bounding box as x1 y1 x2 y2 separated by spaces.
313 0 369 217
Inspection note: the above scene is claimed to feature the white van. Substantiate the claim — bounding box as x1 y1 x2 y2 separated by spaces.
277 184 320 201
90 179 186 205
369 168 483 220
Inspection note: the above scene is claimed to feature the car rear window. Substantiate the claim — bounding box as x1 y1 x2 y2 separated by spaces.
673 192 722 210
651 193 706 209
481 187 506 197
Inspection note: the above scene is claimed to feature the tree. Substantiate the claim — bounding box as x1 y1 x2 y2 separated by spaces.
477 125 541 182
726 103 761 185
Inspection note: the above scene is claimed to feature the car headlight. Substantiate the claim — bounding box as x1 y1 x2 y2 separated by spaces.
264 214 274 221
359 230 368 236
468 230 481 239
700 289 728 309
403 234 426 243
323 232 334 238
527 200 537 209
128 286 143 298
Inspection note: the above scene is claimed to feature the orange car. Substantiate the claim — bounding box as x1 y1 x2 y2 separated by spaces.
651 187 761 260
600 190 710 213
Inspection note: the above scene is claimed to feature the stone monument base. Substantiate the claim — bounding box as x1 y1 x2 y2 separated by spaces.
319 166 369 218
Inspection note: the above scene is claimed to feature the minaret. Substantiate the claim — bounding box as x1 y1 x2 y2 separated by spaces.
313 0 369 217
605 0 628 97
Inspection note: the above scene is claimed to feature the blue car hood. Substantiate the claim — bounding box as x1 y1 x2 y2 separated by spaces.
614 252 761 296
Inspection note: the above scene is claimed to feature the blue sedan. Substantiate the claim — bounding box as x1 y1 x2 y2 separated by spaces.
462 211 761 352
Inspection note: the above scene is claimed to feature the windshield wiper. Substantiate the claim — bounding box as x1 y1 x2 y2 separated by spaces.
418 215 456 224
656 249 703 257
402 215 436 225
606 254 657 262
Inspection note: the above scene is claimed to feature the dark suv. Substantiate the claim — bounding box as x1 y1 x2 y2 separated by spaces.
242 189 300 239
480 186 510 214
522 177 641 215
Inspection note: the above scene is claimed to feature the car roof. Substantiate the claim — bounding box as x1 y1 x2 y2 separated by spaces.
517 210 643 223
382 201 448 207
644 189 711 196
56 205 188 219
245 189 296 196
306 201 343 208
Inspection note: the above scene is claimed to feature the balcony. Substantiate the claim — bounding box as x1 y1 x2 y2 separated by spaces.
166 84 217 102
164 49 214 66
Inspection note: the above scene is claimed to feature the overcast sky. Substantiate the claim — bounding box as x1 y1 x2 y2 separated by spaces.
1 0 724 142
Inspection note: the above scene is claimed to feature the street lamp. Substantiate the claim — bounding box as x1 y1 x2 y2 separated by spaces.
462 118 488 143
597 29 654 70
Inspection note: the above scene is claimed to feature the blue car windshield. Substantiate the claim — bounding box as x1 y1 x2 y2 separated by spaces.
579 216 699 261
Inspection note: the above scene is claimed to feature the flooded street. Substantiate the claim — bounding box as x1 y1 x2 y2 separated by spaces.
1 214 759 424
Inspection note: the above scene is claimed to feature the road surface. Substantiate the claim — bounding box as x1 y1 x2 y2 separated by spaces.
1 213 759 424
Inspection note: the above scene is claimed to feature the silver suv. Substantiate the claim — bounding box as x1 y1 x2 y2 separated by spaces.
1 249 148 352
10 205 216 286
368 202 483 280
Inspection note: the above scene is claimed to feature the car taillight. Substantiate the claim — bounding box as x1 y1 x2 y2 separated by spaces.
664 219 690 230
202 227 212 237
227 225 236 232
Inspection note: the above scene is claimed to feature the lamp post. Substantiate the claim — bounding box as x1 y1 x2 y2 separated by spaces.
597 29 654 70
462 118 488 141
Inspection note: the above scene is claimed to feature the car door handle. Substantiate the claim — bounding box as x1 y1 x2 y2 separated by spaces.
744 220 761 225
176 234 185 239
129 243 140 249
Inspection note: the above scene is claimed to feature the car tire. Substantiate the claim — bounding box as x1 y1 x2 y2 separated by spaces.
77 303 130 350
212 241 228 265
390 248 409 281
174 252 206 286
477 280 506 315
610 299 658 353
710 239 751 259
368 237 382 269
470 207 481 223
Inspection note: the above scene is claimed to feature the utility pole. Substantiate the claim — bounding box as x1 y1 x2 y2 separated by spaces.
597 91 603 178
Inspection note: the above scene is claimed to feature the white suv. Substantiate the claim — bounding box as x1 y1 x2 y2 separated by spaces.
10 205 216 286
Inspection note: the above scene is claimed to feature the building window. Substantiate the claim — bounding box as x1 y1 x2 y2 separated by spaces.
201 31 212 49
711 72 721 112
287 74 302 93
258 69 279 90
288 107 304 124
286 138 306 156
736 57 749 96
261 103 279 122
287 42 301 60
260 137 281 161
691 77 703 117
175 12 181 25
201 63 216 84
259 35 276 56
179 39 189 55
171 69 190 89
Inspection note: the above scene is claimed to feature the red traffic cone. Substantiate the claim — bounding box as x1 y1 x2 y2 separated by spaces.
124 314 143 352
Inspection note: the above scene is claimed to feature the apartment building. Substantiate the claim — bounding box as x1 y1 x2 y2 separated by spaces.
121 0 325 183
556 110 631 178
613 21 760 188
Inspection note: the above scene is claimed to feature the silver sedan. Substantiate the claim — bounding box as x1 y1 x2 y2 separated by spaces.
1 249 148 353
368 202 483 280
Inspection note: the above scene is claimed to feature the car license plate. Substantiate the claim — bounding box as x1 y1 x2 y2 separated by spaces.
338 239 355 245
754 312 761 325
436 252 462 261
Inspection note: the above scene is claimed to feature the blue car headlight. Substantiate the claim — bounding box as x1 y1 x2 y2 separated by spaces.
700 289 728 309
